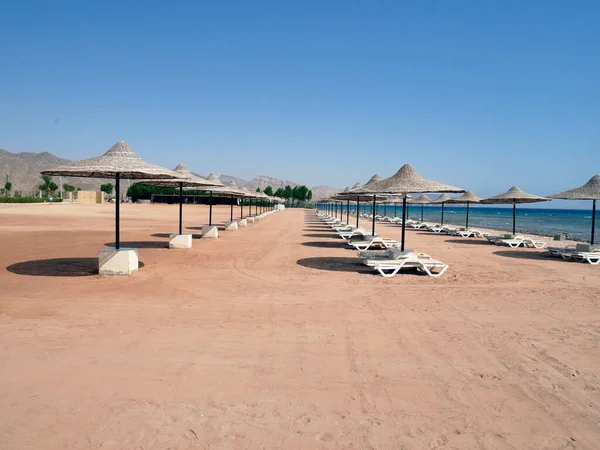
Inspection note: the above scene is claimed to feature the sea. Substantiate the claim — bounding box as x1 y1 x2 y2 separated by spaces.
339 204 597 242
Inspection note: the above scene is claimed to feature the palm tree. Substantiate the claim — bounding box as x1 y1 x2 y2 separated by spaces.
40 174 53 198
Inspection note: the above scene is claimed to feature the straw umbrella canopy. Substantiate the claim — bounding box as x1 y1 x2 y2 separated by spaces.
430 193 453 226
338 179 386 229
137 164 222 235
41 140 179 250
408 194 432 222
200 179 248 222
548 174 600 244
241 187 260 217
332 186 352 223
445 191 481 229
352 164 464 251
480 186 549 235
196 173 226 226
343 174 384 233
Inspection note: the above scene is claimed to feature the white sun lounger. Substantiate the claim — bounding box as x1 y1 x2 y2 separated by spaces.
362 252 449 277
339 227 368 239
348 236 401 251
558 244 600 264
357 248 416 260
457 229 489 238
496 235 547 248
426 225 445 233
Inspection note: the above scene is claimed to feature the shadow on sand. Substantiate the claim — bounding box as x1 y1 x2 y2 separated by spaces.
104 241 168 249
444 239 491 246
303 233 338 238
296 257 372 274
492 250 551 261
6 258 144 276
151 233 203 240
301 241 348 249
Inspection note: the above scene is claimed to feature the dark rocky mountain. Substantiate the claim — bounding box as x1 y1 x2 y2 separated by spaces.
0 148 337 198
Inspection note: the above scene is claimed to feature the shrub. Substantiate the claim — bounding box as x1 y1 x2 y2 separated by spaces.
0 197 63 203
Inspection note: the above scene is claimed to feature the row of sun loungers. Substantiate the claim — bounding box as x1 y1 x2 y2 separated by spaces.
547 243 600 265
319 211 599 267
485 233 547 249
317 212 449 277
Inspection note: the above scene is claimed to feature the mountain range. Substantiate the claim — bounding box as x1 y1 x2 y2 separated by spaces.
0 148 338 199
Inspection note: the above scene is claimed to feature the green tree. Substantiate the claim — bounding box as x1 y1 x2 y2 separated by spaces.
4 181 12 197
255 187 261 193
63 184 76 192
283 185 292 203
263 186 274 196
100 183 114 196
274 188 284 198
39 174 58 198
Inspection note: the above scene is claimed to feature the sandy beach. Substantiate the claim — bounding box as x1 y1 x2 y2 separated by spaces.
1 203 600 449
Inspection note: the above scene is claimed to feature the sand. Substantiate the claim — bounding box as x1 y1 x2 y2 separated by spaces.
1 203 600 449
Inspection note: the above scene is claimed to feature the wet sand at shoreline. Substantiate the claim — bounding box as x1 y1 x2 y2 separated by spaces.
1 203 600 449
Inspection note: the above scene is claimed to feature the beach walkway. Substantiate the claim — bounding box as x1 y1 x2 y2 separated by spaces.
1 204 600 449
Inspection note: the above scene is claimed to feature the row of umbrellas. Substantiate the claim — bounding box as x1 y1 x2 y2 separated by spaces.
319 164 600 250
42 141 284 250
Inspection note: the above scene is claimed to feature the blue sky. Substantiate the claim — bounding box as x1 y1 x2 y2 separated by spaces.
1 1 599 204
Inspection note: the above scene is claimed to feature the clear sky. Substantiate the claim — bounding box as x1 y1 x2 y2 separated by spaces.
1 1 599 203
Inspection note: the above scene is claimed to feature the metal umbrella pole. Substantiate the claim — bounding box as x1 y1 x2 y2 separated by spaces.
592 199 596 244
178 182 183 235
401 195 407 251
208 191 213 226
115 173 120 249
371 195 376 236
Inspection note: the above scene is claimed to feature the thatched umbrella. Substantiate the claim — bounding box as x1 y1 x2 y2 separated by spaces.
445 191 481 229
481 186 549 235
431 193 453 226
408 194 432 222
201 173 225 226
41 141 179 250
345 174 383 234
352 164 464 251
137 164 221 235
201 179 246 222
241 187 259 217
338 179 385 230
333 187 351 223
548 174 600 244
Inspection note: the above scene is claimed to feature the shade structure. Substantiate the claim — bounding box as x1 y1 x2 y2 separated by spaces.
41 140 179 250
408 194 432 222
338 188 386 232
240 187 260 217
198 173 228 226
352 164 464 251
137 164 222 235
431 193 453 226
548 174 600 244
343 174 384 234
445 191 481 229
481 186 549 234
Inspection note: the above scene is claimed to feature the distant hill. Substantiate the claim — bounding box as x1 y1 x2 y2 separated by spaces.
311 186 342 201
0 149 116 194
0 148 332 198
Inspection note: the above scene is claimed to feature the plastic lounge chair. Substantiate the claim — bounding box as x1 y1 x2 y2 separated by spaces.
357 248 416 260
560 244 600 264
349 236 401 251
426 225 445 233
339 228 368 239
485 233 514 244
363 252 448 277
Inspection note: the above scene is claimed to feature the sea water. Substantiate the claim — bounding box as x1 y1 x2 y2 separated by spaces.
340 205 597 242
